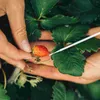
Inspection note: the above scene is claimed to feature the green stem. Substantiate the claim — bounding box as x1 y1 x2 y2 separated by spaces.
26 75 37 79
1 68 7 89
0 60 7 89
14 72 21 83
8 68 21 84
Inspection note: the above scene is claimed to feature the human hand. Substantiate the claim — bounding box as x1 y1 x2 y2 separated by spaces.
24 27 100 84
0 0 32 69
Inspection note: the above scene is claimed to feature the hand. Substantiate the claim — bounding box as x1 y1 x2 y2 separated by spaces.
0 0 32 69
24 27 100 84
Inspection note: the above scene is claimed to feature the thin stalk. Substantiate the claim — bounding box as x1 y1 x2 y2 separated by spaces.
8 68 21 84
1 68 7 89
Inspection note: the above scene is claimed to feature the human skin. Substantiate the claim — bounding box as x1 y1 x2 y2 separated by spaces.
0 0 33 70
24 28 100 84
0 0 100 84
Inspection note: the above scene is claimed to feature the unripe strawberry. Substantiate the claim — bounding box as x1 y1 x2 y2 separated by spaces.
32 45 49 57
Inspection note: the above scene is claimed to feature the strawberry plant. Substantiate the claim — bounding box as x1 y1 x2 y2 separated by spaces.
25 0 100 76
0 0 100 100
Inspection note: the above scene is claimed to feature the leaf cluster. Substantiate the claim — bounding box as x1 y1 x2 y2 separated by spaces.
25 0 100 76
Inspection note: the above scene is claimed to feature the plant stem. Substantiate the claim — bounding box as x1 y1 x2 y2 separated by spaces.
1 68 7 89
8 68 21 84
26 75 37 79
0 60 7 89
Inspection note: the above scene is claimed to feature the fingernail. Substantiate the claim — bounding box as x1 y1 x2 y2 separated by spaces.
21 40 31 52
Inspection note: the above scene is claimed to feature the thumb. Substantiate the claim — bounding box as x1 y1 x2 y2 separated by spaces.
6 0 31 52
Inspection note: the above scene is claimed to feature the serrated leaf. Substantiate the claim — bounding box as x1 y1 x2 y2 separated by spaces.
76 81 100 100
79 8 100 24
25 0 34 16
0 84 10 100
52 25 89 44
66 0 100 24
52 45 85 76
25 14 38 32
28 29 41 42
41 15 78 29
67 0 94 15
52 82 78 100
79 13 98 24
76 38 100 53
46 6 65 17
25 14 41 41
29 77 42 88
30 0 59 18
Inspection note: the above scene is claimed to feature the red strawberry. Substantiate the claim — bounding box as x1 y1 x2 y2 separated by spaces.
32 45 49 57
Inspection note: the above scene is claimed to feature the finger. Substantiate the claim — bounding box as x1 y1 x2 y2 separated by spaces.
0 30 8 42
0 30 32 60
0 54 26 70
87 27 100 39
40 30 53 40
28 41 55 65
4 42 32 60
6 0 31 52
24 63 97 84
0 0 6 16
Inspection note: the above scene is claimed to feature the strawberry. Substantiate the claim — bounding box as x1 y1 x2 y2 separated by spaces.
32 45 49 57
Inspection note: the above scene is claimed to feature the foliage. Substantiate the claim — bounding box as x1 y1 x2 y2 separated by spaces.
30 0 59 18
52 45 85 76
0 84 10 100
52 82 78 100
0 0 100 100
76 81 100 100
52 25 89 44
41 15 78 29
76 38 100 53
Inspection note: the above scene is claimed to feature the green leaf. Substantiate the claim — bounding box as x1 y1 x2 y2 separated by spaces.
41 15 78 29
52 45 85 76
59 0 73 6
29 77 43 88
52 82 78 100
46 6 65 17
52 25 89 44
0 84 10 100
76 81 100 100
28 29 41 42
25 14 41 41
30 0 59 18
79 13 98 24
25 0 34 16
79 8 100 24
66 0 100 24
76 38 100 53
67 0 94 15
